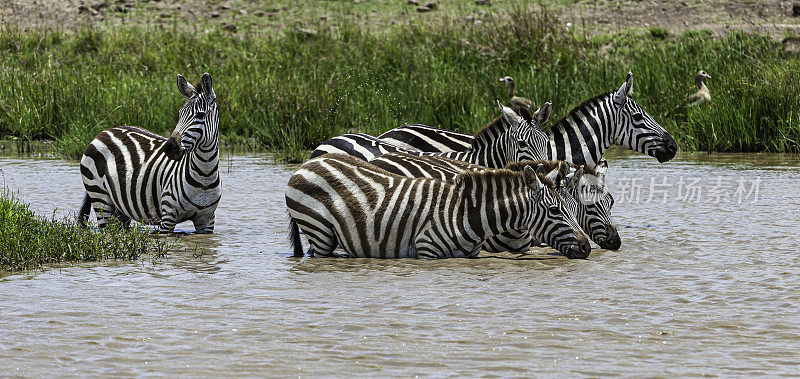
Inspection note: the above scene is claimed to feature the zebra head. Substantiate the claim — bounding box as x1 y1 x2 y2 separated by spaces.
565 159 620 250
164 73 218 160
522 165 592 259
497 101 551 163
612 72 677 163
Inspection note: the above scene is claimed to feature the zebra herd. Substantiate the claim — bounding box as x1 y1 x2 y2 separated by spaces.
74 71 678 260
289 71 677 259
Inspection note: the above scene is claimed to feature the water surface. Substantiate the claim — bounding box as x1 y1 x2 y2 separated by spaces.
1 151 799 376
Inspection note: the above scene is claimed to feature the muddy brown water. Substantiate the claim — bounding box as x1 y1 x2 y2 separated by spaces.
1 151 799 376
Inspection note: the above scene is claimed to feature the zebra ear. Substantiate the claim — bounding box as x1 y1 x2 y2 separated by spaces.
595 159 608 177
614 71 634 105
498 101 524 128
177 74 197 98
201 73 216 104
558 161 570 179
567 167 585 189
532 102 552 126
523 166 544 192
545 167 559 184
535 163 547 174
594 159 608 186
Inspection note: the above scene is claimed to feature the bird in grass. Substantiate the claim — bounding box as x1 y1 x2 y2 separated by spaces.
684 70 712 107
499 76 533 112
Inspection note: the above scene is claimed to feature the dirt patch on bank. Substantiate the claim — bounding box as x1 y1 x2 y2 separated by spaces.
2 0 800 39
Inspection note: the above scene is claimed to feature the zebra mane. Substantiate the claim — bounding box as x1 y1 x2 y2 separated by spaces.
548 92 613 129
469 116 508 146
452 168 555 191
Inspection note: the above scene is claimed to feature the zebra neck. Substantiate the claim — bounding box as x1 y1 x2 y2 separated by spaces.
184 142 219 187
437 124 511 167
448 173 529 243
545 93 616 169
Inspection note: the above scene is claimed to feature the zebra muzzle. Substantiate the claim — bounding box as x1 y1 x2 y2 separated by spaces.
164 135 184 160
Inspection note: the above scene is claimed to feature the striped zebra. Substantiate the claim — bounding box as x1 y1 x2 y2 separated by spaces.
516 159 620 250
78 73 221 233
378 72 677 169
370 153 616 251
287 154 589 259
310 102 552 168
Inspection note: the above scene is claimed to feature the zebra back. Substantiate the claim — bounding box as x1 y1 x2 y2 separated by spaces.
309 133 413 161
378 124 473 152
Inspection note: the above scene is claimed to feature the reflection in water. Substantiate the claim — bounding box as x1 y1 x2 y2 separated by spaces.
0 151 799 376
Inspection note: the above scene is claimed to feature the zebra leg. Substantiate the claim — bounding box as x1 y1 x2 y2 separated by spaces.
192 213 215 234
298 223 339 257
112 210 132 229
156 206 178 234
88 193 117 229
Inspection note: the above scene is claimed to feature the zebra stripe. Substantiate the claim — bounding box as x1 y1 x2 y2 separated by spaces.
376 72 677 170
78 73 221 233
310 102 552 169
287 154 589 259
370 153 603 253
378 124 473 152
309 133 414 161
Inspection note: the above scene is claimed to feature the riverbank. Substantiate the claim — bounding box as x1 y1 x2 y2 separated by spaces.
2 7 799 161
0 189 169 272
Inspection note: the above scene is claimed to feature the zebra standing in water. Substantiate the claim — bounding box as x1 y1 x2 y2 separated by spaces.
310 102 552 168
78 73 221 233
287 154 588 259
378 72 677 169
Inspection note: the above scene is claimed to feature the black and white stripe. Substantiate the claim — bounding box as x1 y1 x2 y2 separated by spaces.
287 154 589 259
78 73 221 233
376 72 678 170
310 102 552 169
370 153 607 253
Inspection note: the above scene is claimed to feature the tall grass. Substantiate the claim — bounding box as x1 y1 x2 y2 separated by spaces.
0 7 798 161
0 189 169 272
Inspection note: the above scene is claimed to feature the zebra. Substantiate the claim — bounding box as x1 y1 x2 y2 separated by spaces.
78 73 221 233
377 72 677 169
516 159 620 250
287 154 590 259
370 152 617 251
310 101 552 169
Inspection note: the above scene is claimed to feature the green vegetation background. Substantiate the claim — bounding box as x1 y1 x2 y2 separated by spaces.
1 8 799 162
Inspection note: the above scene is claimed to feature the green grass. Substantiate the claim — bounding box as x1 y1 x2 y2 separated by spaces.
0 189 169 272
0 6 798 161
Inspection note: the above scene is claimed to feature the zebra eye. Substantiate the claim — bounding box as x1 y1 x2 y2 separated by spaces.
517 139 528 148
196 112 206 119
547 205 561 217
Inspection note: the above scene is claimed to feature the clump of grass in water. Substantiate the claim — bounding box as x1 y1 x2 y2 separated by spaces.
0 7 798 159
0 189 170 272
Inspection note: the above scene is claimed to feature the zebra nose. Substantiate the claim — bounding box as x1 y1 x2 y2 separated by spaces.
164 135 184 160
599 225 621 250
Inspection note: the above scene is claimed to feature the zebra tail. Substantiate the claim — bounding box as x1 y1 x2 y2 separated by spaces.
289 218 304 257
77 193 92 228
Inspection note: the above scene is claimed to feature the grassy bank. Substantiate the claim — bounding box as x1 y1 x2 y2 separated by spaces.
0 190 168 272
1 7 799 161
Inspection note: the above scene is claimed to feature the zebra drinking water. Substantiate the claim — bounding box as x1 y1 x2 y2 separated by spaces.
370 152 615 252
310 102 552 168
287 154 589 259
378 72 677 169
78 73 221 233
